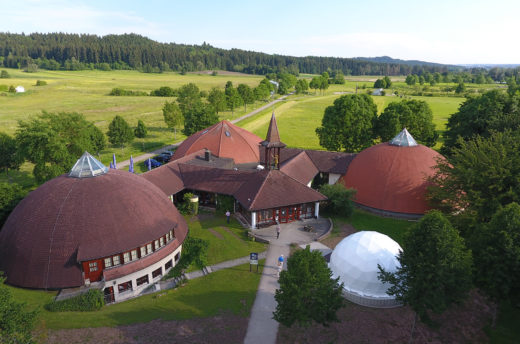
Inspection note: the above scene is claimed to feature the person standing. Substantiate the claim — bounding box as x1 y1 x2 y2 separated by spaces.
225 210 231 223
276 224 281 239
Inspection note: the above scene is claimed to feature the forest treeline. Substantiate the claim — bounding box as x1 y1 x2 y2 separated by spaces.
0 32 467 76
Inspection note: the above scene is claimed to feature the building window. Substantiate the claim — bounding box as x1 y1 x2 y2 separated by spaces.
146 243 153 255
118 280 132 293
136 275 149 286
123 252 130 264
165 260 173 270
175 252 180 262
152 267 162 279
104 258 112 268
170 230 174 240
89 262 98 272
154 240 159 250
159 237 165 247
140 246 146 257
113 255 120 266
166 232 171 241
131 250 138 261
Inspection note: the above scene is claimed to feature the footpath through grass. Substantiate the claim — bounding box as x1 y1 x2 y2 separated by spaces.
186 213 266 265
8 261 264 329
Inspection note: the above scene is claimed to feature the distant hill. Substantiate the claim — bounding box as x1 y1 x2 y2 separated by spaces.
354 56 462 70
0 32 461 76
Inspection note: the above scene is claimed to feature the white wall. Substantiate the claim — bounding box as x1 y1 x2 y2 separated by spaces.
328 173 341 185
107 245 182 302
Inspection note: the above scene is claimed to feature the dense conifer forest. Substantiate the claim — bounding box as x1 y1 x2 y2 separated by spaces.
0 32 463 76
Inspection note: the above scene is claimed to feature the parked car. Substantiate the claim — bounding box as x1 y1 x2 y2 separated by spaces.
153 153 171 164
144 158 162 169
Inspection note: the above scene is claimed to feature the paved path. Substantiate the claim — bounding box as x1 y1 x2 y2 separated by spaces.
243 218 330 344
116 94 290 169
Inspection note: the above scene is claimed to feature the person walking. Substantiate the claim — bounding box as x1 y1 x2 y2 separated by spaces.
225 210 231 223
276 224 281 239
277 254 284 278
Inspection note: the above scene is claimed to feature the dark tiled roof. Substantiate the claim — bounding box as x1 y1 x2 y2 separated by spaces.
179 164 255 196
263 148 356 175
236 170 327 211
280 151 319 185
172 120 262 164
0 169 188 289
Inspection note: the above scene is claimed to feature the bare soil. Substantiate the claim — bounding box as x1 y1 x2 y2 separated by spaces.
319 223 356 249
45 313 248 344
277 290 495 344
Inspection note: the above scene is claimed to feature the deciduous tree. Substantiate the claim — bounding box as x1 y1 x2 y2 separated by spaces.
0 276 39 344
237 84 254 111
16 112 104 183
471 203 520 303
163 101 184 140
134 119 147 138
183 102 219 136
0 132 23 175
274 246 345 327
319 184 356 217
378 211 473 321
0 182 25 228
316 94 377 152
208 87 227 114
107 115 134 148
374 100 438 146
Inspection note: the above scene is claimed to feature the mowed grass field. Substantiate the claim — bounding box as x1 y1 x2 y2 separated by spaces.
7 261 263 329
238 88 464 150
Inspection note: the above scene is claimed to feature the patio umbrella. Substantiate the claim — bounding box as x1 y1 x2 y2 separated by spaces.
129 155 134 173
147 158 152 171
112 153 117 169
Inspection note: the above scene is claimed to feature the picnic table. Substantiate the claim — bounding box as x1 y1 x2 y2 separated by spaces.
303 225 314 232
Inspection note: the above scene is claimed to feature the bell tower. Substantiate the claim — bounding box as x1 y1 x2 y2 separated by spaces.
260 113 286 170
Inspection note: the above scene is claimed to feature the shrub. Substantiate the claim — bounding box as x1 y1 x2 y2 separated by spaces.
150 86 176 97
216 194 234 215
35 80 47 86
8 85 15 93
109 88 147 96
0 70 10 78
45 289 104 312
319 184 356 217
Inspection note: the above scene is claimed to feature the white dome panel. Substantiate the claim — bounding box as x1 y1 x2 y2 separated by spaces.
330 231 402 299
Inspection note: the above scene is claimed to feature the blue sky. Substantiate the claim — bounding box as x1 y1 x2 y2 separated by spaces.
1 0 518 64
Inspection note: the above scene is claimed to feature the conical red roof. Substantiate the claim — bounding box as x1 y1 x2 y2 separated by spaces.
173 121 262 164
342 142 443 215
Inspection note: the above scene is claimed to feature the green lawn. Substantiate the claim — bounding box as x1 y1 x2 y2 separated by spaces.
8 261 263 329
238 92 463 151
186 214 266 265
327 209 414 246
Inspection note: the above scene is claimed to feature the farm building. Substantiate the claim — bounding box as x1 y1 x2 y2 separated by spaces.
341 128 444 219
329 231 402 308
0 152 188 303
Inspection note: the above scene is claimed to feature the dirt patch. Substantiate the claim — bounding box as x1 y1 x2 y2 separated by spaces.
207 228 224 239
319 223 356 249
277 290 494 344
221 227 245 242
45 313 249 344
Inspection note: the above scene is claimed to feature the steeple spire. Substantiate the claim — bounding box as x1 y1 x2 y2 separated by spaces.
261 112 286 169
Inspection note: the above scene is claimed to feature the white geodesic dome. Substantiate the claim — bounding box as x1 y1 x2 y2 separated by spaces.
329 231 402 308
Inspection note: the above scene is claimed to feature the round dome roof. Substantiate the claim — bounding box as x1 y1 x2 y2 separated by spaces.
342 140 443 215
0 163 188 289
172 120 262 164
329 231 401 299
